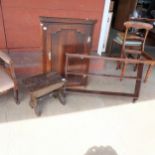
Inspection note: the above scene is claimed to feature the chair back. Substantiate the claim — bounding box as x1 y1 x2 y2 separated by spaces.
124 21 153 30
122 21 153 52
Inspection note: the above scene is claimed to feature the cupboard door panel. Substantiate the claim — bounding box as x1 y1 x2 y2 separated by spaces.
41 17 96 84
50 29 88 74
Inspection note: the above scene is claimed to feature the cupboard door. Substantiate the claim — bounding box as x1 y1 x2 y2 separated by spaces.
40 17 96 85
48 26 91 75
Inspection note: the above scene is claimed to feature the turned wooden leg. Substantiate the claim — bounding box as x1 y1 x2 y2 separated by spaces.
132 98 138 103
133 63 144 102
30 94 41 116
134 54 141 72
53 91 58 98
58 88 66 105
29 94 37 108
144 65 152 83
108 40 114 56
116 60 122 70
120 63 127 81
34 103 42 116
116 47 123 70
53 88 66 105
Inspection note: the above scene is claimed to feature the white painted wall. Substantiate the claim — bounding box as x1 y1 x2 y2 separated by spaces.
97 0 111 55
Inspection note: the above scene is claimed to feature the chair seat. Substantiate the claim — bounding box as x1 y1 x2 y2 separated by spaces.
0 69 14 93
114 32 142 46
114 36 142 46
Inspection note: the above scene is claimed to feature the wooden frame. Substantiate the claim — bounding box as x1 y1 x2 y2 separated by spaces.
65 53 155 102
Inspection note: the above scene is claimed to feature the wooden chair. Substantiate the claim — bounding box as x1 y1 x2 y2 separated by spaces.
109 21 153 82
0 50 19 104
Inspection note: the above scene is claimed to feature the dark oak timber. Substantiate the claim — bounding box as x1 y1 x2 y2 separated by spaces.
40 17 96 78
65 53 155 102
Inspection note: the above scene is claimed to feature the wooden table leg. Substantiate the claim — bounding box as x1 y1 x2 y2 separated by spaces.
30 94 41 116
57 88 66 105
133 63 143 103
29 94 37 108
52 87 66 105
34 103 42 116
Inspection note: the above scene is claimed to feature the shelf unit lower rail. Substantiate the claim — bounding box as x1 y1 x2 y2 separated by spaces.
65 53 155 102
66 71 140 80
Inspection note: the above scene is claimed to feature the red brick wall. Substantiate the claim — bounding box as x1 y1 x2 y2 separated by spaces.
0 0 104 76
0 5 6 49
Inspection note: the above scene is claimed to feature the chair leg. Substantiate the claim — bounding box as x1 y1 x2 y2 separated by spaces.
134 54 141 72
134 64 138 72
116 60 122 70
14 88 20 104
116 47 123 70
108 40 114 56
144 65 152 83
120 63 127 81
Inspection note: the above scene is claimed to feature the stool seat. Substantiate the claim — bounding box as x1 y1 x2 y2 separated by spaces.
23 72 66 116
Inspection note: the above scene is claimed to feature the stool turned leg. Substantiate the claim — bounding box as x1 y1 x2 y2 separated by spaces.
34 103 42 117
29 94 41 116
58 88 66 105
29 94 37 108
53 91 58 98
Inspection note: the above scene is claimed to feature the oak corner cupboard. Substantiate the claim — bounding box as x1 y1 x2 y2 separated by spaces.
40 17 96 79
